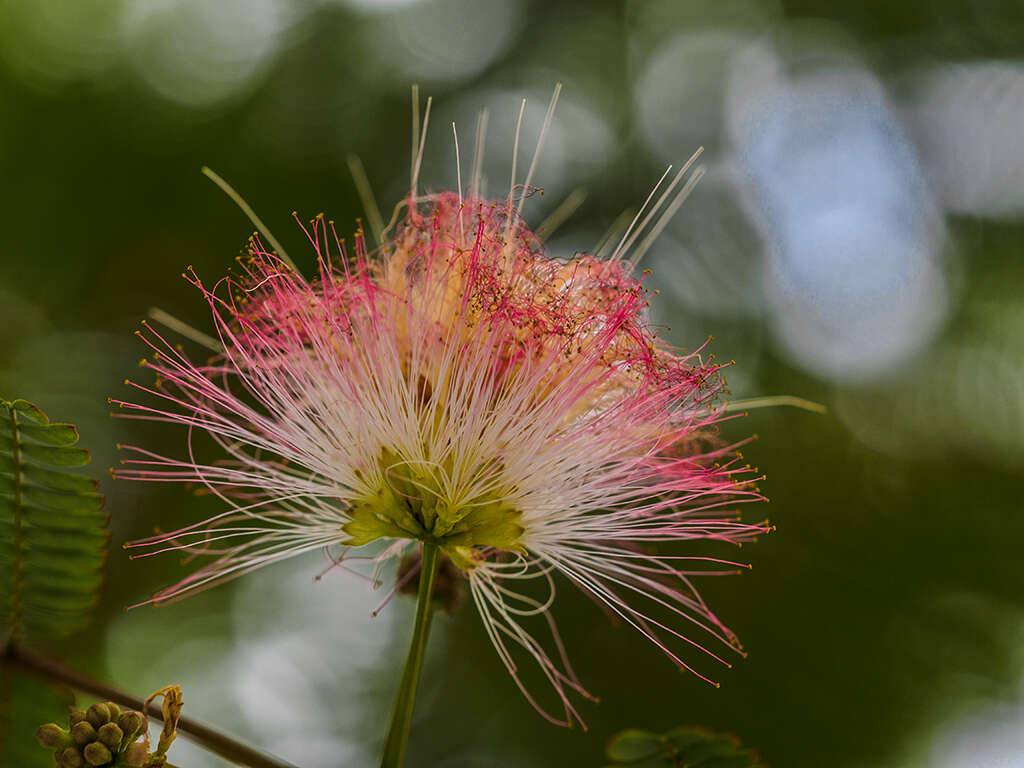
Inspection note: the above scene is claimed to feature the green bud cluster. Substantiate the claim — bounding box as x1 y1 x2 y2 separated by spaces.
37 702 150 768
342 448 526 570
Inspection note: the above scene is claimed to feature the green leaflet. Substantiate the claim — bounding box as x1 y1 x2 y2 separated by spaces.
606 729 666 762
604 726 766 768
0 399 108 644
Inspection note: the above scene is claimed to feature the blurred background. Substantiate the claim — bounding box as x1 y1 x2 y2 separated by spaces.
1 0 1023 765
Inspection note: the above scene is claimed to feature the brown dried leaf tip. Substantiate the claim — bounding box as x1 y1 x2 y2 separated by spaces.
144 685 183 763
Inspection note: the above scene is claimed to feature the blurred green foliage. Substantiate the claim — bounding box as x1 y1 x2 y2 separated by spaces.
604 726 764 767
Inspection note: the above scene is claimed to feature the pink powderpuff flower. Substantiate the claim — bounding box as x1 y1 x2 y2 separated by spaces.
113 97 767 727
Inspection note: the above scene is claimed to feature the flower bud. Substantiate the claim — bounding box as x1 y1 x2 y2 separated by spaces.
96 722 123 749
83 741 112 766
58 747 84 768
117 710 146 741
103 702 121 721
68 709 87 726
398 550 466 613
85 703 110 728
36 723 72 749
70 721 96 746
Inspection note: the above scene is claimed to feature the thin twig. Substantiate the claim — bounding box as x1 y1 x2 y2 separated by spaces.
3 643 298 768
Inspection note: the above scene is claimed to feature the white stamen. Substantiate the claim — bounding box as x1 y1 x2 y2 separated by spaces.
453 121 464 239
629 163 705 265
594 208 636 258
470 106 489 200
411 96 433 200
505 97 527 239
410 84 420 189
201 166 298 274
609 165 674 261
536 187 588 241
721 396 827 414
618 147 703 263
147 307 222 353
517 83 562 218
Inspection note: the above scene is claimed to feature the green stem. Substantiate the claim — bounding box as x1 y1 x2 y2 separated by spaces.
379 542 440 768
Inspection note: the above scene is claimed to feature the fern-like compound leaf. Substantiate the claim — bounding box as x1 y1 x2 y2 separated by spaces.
0 399 108 643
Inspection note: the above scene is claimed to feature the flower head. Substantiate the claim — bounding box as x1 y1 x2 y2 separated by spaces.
114 105 766 727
